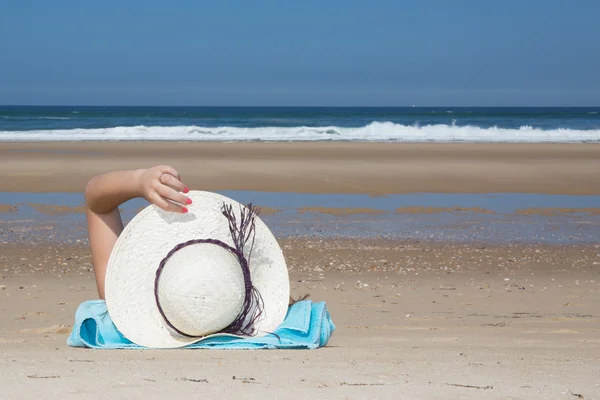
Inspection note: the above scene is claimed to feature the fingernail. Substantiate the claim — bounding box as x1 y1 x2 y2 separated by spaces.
183 187 189 193
186 198 192 205
182 207 188 213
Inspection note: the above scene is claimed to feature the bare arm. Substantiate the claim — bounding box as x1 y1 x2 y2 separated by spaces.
85 165 191 299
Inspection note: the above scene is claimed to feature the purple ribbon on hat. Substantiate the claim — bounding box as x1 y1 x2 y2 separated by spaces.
153 203 264 338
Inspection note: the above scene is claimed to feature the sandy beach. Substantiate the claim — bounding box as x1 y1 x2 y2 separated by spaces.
3 0 600 394
1 240 599 399
2 142 600 194
1 142 600 399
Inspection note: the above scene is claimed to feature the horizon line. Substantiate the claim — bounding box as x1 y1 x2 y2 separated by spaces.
1 104 599 108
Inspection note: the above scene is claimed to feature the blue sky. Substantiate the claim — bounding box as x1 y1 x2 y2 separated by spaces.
1 0 599 106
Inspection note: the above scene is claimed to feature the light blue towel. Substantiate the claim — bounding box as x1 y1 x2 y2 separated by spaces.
67 300 335 349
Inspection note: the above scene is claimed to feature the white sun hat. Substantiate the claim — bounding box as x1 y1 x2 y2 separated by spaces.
104 190 290 349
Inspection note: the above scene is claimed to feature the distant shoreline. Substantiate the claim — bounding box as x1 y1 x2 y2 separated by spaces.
3 105 598 142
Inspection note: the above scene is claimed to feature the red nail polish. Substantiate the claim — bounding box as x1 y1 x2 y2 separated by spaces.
182 207 188 213
186 198 192 205
183 187 189 193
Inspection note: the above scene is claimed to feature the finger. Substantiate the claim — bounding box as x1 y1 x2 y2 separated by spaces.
159 172 188 194
156 183 192 207
157 165 181 181
150 193 187 213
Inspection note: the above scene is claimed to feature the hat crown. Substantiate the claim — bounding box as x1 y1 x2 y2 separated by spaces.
156 243 245 337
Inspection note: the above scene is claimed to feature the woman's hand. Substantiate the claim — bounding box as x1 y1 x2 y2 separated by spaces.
136 165 192 213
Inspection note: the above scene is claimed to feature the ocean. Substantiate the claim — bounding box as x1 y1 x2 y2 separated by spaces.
1 106 599 142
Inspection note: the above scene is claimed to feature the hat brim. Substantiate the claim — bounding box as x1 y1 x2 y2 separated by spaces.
104 191 290 348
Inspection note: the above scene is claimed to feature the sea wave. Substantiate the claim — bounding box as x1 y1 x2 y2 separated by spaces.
1 122 599 142
1 116 71 120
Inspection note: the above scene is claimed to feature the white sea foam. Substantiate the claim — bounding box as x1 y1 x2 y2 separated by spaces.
1 122 599 142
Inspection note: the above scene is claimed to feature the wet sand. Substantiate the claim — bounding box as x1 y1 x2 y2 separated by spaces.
395 206 496 215
516 208 600 217
1 142 600 194
0 204 19 213
297 207 386 215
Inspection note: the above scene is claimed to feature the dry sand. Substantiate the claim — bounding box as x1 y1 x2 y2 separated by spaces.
1 142 600 194
1 239 599 399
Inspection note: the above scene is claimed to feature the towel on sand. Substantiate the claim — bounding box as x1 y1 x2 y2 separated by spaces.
67 300 335 349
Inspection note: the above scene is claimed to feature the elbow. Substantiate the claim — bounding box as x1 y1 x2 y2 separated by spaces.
84 176 98 210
